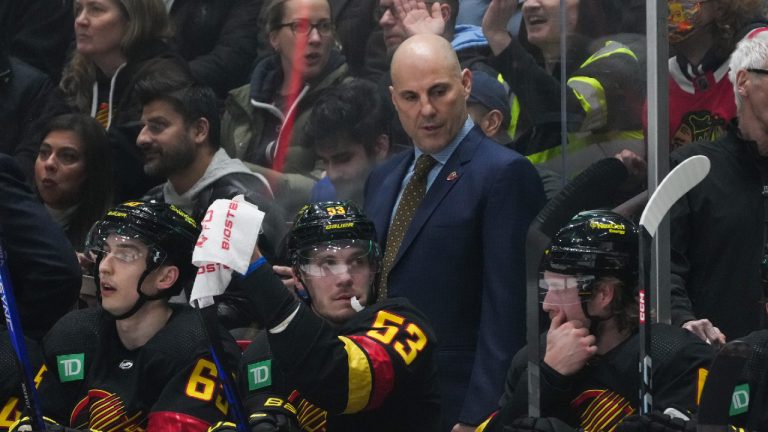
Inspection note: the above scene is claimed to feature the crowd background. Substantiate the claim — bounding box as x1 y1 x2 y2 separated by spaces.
4 0 768 431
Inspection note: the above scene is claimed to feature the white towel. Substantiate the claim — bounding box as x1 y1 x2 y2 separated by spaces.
190 195 264 308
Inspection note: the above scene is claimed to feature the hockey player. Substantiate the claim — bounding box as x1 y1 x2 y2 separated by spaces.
14 201 241 431
209 201 440 432
0 332 46 431
478 210 714 432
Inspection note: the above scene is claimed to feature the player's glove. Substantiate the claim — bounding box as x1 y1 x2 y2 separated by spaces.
501 416 577 432
616 411 696 432
9 416 102 432
207 395 300 432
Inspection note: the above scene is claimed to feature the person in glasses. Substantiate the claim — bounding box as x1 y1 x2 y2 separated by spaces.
666 0 766 151
669 33 768 346
209 201 440 432
221 0 349 216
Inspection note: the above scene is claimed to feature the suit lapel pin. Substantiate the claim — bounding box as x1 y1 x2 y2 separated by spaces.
446 171 459 181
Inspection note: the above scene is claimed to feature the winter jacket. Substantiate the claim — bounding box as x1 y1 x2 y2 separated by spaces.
169 0 262 98
669 123 768 340
0 53 70 181
221 50 348 178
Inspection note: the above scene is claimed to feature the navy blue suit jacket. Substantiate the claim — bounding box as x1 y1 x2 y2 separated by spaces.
363 126 545 426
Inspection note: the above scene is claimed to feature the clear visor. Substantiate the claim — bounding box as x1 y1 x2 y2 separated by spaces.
297 239 378 278
539 272 595 306
85 221 159 264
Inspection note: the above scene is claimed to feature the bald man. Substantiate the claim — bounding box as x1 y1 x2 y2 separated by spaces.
364 34 546 431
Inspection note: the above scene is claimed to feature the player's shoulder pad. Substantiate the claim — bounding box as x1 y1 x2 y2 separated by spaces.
649 323 715 364
43 307 102 356
145 305 237 361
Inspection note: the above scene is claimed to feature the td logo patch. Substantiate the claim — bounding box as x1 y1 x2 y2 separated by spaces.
57 353 84 382
247 360 272 391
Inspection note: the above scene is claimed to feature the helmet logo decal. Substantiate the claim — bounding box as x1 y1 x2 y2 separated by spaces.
325 206 347 216
325 222 355 231
589 220 626 235
122 201 143 207
170 204 198 228
106 210 127 218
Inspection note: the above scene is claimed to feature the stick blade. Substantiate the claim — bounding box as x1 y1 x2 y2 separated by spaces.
640 155 710 237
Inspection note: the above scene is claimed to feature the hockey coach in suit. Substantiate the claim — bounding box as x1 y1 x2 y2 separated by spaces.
363 33 545 431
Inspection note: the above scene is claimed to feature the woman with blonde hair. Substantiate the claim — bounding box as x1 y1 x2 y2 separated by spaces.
61 0 191 201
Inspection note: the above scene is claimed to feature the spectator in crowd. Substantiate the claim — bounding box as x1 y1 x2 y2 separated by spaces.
666 0 765 150
168 0 264 99
370 0 506 151
33 202 240 430
34 113 113 251
60 0 191 202
479 211 713 432
0 0 73 81
482 0 646 178
221 0 348 215
307 78 391 204
364 34 545 431
0 46 71 181
0 154 81 341
669 33 768 344
209 201 441 432
136 78 287 328
467 70 563 200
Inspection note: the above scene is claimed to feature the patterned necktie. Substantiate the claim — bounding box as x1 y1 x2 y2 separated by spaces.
378 154 437 300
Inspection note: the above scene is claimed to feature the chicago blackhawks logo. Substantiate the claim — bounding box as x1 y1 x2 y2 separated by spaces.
71 389 145 431
672 111 727 150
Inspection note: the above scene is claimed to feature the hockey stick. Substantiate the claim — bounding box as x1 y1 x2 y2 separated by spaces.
194 302 250 432
0 239 46 431
638 154 710 414
696 340 751 432
526 157 631 416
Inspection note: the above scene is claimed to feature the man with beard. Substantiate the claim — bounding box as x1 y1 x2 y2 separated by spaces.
135 77 288 329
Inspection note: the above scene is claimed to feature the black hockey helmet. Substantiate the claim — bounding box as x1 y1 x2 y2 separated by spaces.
288 201 381 304
544 209 638 298
85 201 200 319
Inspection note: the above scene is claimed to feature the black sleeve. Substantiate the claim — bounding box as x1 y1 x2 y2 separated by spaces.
489 37 583 130
492 345 579 430
5 0 73 80
0 155 81 340
185 0 263 98
651 326 715 413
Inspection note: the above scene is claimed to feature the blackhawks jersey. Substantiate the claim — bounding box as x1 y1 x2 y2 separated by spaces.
486 324 714 432
667 26 768 151
0 331 46 431
239 297 441 432
39 305 241 431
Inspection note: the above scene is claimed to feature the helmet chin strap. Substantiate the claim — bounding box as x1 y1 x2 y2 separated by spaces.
581 300 614 337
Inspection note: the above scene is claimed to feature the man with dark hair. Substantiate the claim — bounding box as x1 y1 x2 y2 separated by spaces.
135 79 287 328
479 211 713 432
26 201 240 431
308 78 391 204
